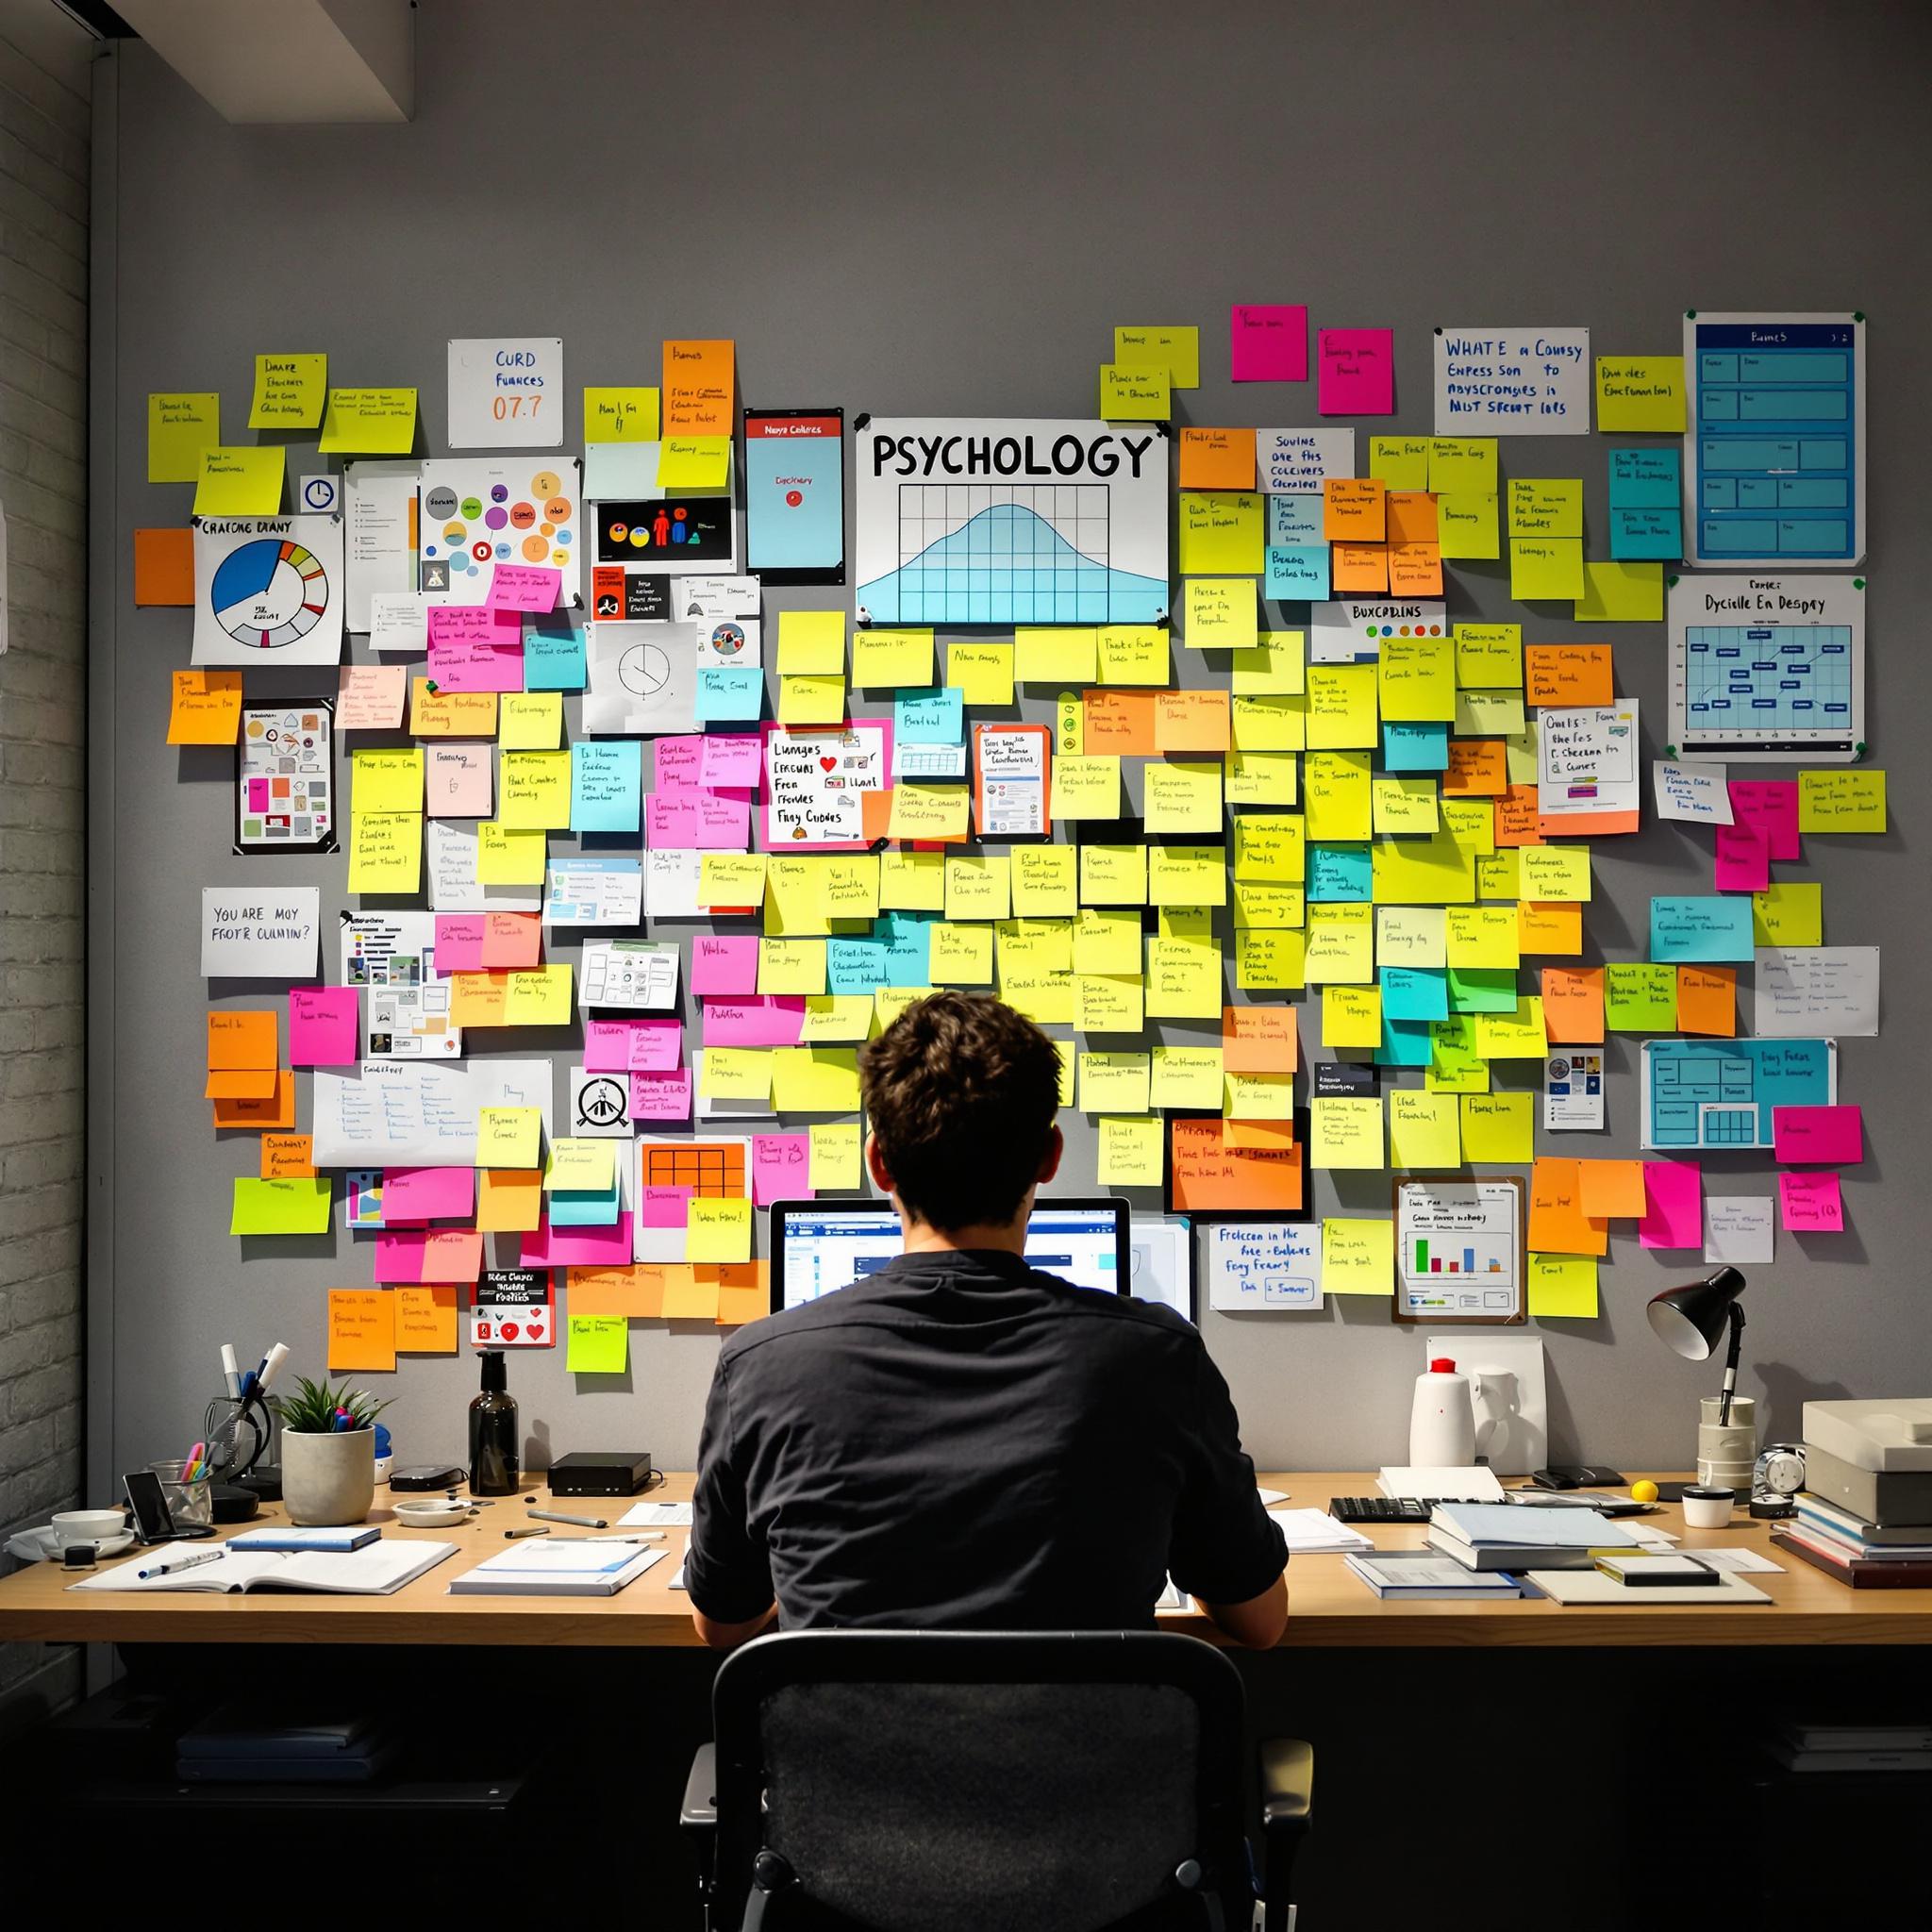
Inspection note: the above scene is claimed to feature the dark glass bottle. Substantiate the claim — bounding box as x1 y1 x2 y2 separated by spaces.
468 1350 519 1496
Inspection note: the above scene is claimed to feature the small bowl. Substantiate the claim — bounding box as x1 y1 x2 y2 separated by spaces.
1681 1486 1734 1529
392 1498 472 1528
51 1508 126 1549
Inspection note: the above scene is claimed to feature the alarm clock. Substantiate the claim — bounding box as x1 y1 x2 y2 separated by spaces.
1749 1442 1807 1519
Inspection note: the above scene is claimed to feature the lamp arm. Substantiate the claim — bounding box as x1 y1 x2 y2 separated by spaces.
1717 1303 1746 1428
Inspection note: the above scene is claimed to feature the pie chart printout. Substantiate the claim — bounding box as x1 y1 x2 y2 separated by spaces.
210 537 330 650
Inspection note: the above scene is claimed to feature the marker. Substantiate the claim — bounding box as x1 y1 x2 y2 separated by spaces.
504 1526 549 1540
138 1548 225 1580
258 1341 291 1392
546 1533 664 1544
220 1344 241 1400
525 1508 607 1528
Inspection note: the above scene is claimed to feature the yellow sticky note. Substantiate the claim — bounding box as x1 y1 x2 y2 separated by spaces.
1508 538 1585 601
1454 623 1524 688
248 353 326 429
230 1176 332 1236
1305 903 1374 984
799 994 872 1041
1114 324 1199 388
1143 936 1224 1018
687 1198 752 1264
777 675 846 724
1305 751 1373 841
946 641 1015 706
1079 1051 1151 1113
478 1107 541 1169
1053 755 1122 821
658 437 731 491
409 681 497 738
1528 1252 1599 1319
1177 493 1265 575
352 747 425 814
1235 928 1307 992
583 385 660 443
476 822 547 884
929 920 995 984
1096 625 1168 685
1307 665 1380 750
1594 355 1687 433
1015 627 1099 683
1377 906 1447 966
1150 1046 1224 1109
348 811 422 893
702 1047 774 1102
1100 364 1169 418
757 939 826 996
696 853 768 908
1231 812 1306 884
1183 577 1258 650
1010 845 1078 917
889 782 970 840
1322 985 1382 1049
567 1315 629 1374
1445 905 1520 970
498 750 573 829
1373 775 1440 835
943 852 1011 921
1311 1097 1383 1169
777 609 847 674
880 848 945 911
1147 844 1227 907
504 963 571 1026
1142 759 1224 834
1519 845 1591 900
1797 769 1886 834
498 691 563 750
851 627 934 687
1080 841 1148 906
1231 694 1306 753
148 392 219 484
1097 1115 1165 1187
1473 996 1546 1058
1322 1218 1395 1295
545 1139 617 1191
808 1121 861 1191
1376 639 1456 724
1368 435 1432 491
1574 561 1663 623
1231 631 1306 695
1428 438 1498 493
194 445 286 516
1224 750 1298 808
1460 1092 1534 1163
1389 1091 1461 1168
770 1046 862 1112
317 388 417 455
1753 881 1822 946
1436 492 1500 559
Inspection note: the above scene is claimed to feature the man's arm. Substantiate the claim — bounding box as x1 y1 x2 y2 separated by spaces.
1194 1574 1288 1650
692 1599 779 1651
686 1351 780 1646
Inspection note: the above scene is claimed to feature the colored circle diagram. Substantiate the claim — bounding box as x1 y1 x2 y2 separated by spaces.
209 537 330 649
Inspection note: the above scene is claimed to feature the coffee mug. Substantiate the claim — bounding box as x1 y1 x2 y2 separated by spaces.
51 1508 125 1550
1681 1486 1734 1530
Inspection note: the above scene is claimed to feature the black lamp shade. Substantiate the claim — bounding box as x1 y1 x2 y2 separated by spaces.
1646 1267 1747 1361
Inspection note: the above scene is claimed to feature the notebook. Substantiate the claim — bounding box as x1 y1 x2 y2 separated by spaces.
71 1541 456 1595
225 1526 381 1554
1528 1569 1773 1607
448 1539 667 1597
617 1500 694 1528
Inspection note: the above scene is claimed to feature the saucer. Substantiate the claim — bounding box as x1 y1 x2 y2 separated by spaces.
391 1500 472 1527
6 1524 136 1562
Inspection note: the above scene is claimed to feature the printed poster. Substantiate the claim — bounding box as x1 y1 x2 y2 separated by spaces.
762 723 890 849
192 515 345 667
743 408 845 585
416 458 582 608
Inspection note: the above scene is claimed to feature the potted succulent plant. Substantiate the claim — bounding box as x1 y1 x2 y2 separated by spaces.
277 1377 390 1526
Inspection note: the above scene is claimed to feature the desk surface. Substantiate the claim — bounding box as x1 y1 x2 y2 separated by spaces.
2 1472 1926 1650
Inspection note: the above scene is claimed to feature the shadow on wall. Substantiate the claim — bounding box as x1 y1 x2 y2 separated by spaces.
1755 1359 1854 1450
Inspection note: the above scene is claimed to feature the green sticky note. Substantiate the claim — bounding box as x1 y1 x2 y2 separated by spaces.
248 353 326 429
194 445 286 516
230 1176 331 1236
149 392 220 484
1445 966 1519 1013
567 1314 629 1374
1605 961 1676 1030
1574 561 1664 623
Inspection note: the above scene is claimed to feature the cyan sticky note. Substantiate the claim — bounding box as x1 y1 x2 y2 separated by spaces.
1374 1017 1435 1068
696 663 764 723
1308 842 1373 903
1266 494 1324 546
1265 546 1330 600
547 1177 624 1227
1649 894 1756 963
1608 448 1680 508
523 617 588 691
570 740 642 833
1382 723 1452 772
1610 507 1684 560
826 938 888 993
895 689 964 743
1380 966 1450 1023
878 915 933 986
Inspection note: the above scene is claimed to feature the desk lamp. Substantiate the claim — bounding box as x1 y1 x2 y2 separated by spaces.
1647 1266 1748 1420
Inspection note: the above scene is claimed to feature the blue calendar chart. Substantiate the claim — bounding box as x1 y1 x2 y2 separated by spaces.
1641 1038 1835 1150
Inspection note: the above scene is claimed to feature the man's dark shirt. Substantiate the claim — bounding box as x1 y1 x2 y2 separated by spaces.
686 1248 1288 1630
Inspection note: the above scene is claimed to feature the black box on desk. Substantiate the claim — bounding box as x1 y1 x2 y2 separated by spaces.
547 1451 655 1498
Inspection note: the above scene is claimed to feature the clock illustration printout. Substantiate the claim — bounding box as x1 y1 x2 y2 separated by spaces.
192 514 346 667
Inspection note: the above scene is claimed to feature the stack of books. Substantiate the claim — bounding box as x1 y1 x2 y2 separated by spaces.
1426 1503 1641 1573
1770 1719 1932 1774
1774 1406 1932 1589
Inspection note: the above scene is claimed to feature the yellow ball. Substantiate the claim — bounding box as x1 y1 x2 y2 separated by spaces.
1630 1479 1659 1504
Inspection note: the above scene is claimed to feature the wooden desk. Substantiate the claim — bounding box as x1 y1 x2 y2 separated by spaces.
2 1472 1927 1650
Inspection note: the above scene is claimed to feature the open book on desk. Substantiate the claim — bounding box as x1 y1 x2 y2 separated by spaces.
71 1541 457 1595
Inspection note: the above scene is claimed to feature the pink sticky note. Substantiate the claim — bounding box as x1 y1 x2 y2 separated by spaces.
1774 1105 1862 1165
337 663 408 730
654 736 707 791
1778 1170 1843 1233
520 1210 634 1268
288 987 358 1067
1711 822 1770 892
380 1165 476 1224
1638 1158 1703 1250
427 605 520 648
374 1227 483 1283
626 1019 683 1072
629 1070 693 1121
426 744 493 817
691 934 760 996
752 1133 811 1208
1727 781 1799 861
639 1185 692 1228
487 563 562 613
699 734 763 789
1230 304 1308 383
702 995 806 1047
426 635 525 693
583 1020 637 1072
1317 326 1394 415
433 914 487 972
646 788 753 850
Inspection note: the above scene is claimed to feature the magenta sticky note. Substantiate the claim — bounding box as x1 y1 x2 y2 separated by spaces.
1727 781 1799 861
427 605 519 648
629 1071 692 1121
520 1210 634 1269
487 563 562 613
654 736 707 791
752 1133 811 1208
583 1019 636 1073
1638 1158 1703 1250
625 1019 683 1072
247 778 270 810
1317 327 1394 415
374 1228 482 1283
426 636 525 694
1230 305 1308 383
701 995 806 1048
691 934 760 997
1778 1170 1844 1233
380 1164 476 1224
288 987 358 1067
699 734 763 789
645 788 754 850
433 914 488 972
1711 822 1769 893
1774 1105 1862 1165
639 1184 691 1229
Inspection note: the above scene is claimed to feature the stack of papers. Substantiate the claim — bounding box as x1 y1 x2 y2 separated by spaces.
1377 1466 1507 1502
1271 1507 1374 1555
449 1539 666 1597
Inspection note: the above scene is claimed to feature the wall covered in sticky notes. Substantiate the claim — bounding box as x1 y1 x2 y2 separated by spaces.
92 8 1923 1483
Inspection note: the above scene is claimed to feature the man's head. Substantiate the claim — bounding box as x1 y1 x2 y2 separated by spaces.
858 991 1064 1232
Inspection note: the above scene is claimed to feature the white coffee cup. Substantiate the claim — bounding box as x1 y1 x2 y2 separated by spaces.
1680 1487 1734 1530
51 1508 125 1550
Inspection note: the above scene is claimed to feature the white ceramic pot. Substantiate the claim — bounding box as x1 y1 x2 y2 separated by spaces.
282 1429 375 1526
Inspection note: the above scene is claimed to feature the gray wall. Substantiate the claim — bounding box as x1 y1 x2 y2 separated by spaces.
92 2 1932 1490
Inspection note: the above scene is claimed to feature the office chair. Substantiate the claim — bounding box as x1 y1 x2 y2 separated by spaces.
681 1629 1313 1932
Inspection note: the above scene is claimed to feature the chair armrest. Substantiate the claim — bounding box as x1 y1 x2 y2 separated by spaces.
680 1741 718 1830
1258 1736 1312 1828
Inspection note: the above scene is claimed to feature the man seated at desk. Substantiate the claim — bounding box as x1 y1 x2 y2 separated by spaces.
686 991 1288 1650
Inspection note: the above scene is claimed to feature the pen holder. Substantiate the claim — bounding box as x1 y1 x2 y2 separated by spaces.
1696 1393 1757 1494
202 1390 274 1480
149 1459 215 1533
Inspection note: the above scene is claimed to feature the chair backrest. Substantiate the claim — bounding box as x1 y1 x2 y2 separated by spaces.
709 1629 1251 1932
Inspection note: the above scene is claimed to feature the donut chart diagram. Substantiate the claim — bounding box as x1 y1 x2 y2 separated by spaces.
192 514 346 667
416 458 582 607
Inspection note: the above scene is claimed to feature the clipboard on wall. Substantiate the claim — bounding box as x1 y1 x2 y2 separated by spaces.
1391 1174 1526 1325
971 722 1052 841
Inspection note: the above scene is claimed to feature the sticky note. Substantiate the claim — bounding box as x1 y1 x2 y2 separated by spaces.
1183 577 1258 650
1429 439 1497 493
777 609 846 675
1577 1159 1647 1220
584 386 660 442
852 627 934 687
1639 1158 1703 1250
1507 478 1583 538
778 675 846 724
135 526 195 606
248 352 325 429
259 1134 314 1180
348 811 423 893
1052 755 1122 821
1594 355 1687 433
1778 1170 1843 1233
1459 1092 1532 1163
1525 644 1614 708
231 1176 332 1237
1674 965 1736 1037
327 1290 396 1372
1230 305 1307 382
1317 328 1394 415
662 339 736 436
946 641 1015 706
1527 1254 1598 1319
149 392 221 483
1753 882 1822 947
318 388 417 454
1311 1096 1382 1168
1772 1105 1862 1165
565 1314 628 1374
479 1107 541 1169
194 445 286 516
1322 1217 1394 1294
1100 364 1168 418
1604 962 1675 1031
1389 1091 1460 1168
1508 539 1585 601
1114 324 1199 389
289 988 358 1067
1574 561 1663 624
167 669 243 744
1437 493 1500 559
1649 895 1754 963
1797 769 1886 834
1178 428 1257 492
1528 1158 1607 1257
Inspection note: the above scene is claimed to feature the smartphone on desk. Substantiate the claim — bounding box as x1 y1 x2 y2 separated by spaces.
123 1470 215 1543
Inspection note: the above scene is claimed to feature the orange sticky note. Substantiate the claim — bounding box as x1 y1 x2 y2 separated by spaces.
662 339 735 435
1518 902 1582 955
134 527 194 606
395 1284 458 1354
1493 785 1545 848
409 679 498 737
1387 542 1443 596
1675 965 1737 1037
1524 644 1614 707
211 1070 295 1129
1223 1004 1298 1074
1323 477 1386 541
1385 492 1440 544
1221 1117 1296 1150
705 1261 772 1326
1442 739 1507 797
1082 688 1159 756
206 1010 278 1096
168 670 244 744
1577 1159 1647 1220
480 910 543 969
661 1270 721 1321
1177 426 1257 491
1169 1116 1303 1214
1541 966 1605 1042
1329 542 1389 592
259 1133 314 1179
1528 1157 1608 1257
476 1167 543 1232
326 1290 396 1372
567 1263 673 1318
1154 689 1233 753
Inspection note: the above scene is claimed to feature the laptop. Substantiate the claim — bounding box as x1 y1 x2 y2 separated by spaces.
768 1197 1132 1313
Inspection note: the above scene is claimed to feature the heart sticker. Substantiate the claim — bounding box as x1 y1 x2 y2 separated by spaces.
527 1324 545 1341
501 1322 521 1340
819 756 837 771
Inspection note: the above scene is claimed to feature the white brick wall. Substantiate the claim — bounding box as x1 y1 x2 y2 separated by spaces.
0 0 89 1738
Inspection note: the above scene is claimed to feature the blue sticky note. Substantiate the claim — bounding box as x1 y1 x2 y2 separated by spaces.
1445 967 1519 1013
1608 448 1680 508
1307 842 1372 903
1610 507 1683 560
877 914 933 986
1382 723 1451 772
1374 1018 1435 1068
895 689 964 744
523 615 588 691
1264 545 1329 600
696 663 764 723
826 938 887 992
1379 966 1450 1023
570 741 641 833
1266 493 1324 546
1649 894 1755 962
547 1177 623 1227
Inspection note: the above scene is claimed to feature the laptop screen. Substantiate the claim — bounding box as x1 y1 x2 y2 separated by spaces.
774 1201 1126 1309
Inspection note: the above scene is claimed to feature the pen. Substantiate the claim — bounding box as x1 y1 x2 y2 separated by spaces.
138 1548 225 1580
546 1533 665 1544
526 1507 607 1528
221 1343 241 1400
505 1526 550 1540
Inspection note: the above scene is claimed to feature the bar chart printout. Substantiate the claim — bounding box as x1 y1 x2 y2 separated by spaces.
1395 1178 1524 1321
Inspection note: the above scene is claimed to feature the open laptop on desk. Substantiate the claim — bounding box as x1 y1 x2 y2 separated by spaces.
769 1197 1131 1313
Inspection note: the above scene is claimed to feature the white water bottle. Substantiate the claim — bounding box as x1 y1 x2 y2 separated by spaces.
1409 1357 1475 1467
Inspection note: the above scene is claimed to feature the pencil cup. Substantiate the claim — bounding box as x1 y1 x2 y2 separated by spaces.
149 1459 214 1533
